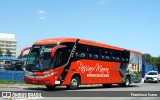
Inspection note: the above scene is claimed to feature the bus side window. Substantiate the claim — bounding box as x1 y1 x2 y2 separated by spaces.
111 51 121 62
79 53 86 58
121 58 125 62
101 50 111 61
125 58 129 62
89 54 92 59
54 48 70 68
115 57 120 61
101 55 105 60
112 56 115 61
54 50 63 68
105 56 110 60
121 51 130 63
93 55 98 59
74 45 87 59
88 47 99 60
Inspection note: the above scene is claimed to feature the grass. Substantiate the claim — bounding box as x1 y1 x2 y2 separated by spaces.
0 80 25 84
0 80 45 87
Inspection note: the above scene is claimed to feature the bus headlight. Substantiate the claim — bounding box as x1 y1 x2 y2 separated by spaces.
44 72 57 78
25 71 57 79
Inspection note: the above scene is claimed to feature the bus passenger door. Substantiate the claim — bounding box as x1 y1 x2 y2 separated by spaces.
51 46 69 85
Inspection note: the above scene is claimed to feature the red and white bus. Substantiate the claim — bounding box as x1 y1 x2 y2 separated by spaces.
20 38 142 90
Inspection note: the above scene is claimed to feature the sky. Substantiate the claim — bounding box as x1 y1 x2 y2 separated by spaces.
0 0 160 57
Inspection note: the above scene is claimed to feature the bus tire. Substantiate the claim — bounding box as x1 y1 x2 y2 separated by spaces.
67 76 80 90
102 84 112 88
124 76 130 87
120 76 130 87
46 85 56 90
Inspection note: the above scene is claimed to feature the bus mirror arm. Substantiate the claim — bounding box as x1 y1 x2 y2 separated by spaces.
51 45 67 57
20 47 31 57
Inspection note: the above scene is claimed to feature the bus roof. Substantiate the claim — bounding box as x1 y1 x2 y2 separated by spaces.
34 38 141 54
130 50 141 54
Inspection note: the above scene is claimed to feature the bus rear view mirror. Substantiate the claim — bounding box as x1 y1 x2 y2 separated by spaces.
20 47 31 57
51 45 67 57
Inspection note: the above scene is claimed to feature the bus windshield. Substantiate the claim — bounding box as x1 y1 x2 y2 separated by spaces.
26 45 54 72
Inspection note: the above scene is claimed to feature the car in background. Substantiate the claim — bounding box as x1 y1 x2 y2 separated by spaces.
144 71 160 83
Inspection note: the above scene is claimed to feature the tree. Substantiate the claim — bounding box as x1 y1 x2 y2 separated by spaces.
142 53 152 64
156 56 160 72
18 54 28 58
143 53 160 72
0 49 3 56
6 49 12 57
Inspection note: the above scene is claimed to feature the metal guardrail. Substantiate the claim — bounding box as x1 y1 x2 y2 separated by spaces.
0 70 24 82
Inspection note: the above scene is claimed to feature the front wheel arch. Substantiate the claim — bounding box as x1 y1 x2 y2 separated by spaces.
67 74 81 90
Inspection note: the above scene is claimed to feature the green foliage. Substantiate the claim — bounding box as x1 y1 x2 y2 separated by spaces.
0 80 24 84
143 54 160 70
143 54 152 64
6 49 12 57
0 49 2 56
18 54 28 58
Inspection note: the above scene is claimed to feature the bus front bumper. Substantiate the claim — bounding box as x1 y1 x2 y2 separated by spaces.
24 74 55 85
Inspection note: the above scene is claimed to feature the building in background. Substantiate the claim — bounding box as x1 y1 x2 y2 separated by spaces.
0 33 17 57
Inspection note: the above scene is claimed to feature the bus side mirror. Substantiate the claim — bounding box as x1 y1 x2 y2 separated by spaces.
20 47 31 57
51 45 67 57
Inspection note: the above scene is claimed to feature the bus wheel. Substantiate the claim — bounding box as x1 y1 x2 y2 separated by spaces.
46 85 56 90
120 76 130 87
67 76 80 90
124 76 130 87
102 84 112 88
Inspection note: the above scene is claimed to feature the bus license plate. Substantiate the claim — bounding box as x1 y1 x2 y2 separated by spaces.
55 81 60 84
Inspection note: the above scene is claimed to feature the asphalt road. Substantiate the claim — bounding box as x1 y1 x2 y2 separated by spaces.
0 82 160 100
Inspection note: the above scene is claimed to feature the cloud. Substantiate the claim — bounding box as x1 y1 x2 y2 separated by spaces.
37 10 47 14
38 16 46 20
36 10 47 20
